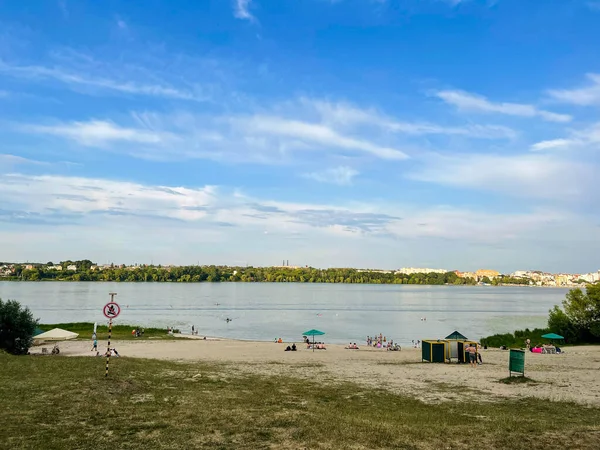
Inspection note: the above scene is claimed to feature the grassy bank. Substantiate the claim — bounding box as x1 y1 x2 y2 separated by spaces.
38 322 177 341
1 352 599 449
481 327 551 348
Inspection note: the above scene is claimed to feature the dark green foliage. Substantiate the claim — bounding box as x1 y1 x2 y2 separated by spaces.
0 298 39 355
482 283 600 347
3 260 531 285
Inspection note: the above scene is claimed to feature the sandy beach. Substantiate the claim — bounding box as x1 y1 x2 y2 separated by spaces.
44 336 600 407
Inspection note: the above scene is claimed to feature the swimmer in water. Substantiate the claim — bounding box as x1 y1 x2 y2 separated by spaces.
226 318 232 323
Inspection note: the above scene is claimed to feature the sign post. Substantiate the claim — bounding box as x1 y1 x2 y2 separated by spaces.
103 293 120 378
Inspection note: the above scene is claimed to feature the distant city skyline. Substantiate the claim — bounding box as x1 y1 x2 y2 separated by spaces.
0 1 599 273
1 259 599 277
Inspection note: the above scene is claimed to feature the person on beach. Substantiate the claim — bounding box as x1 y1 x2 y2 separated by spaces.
466 344 477 368
91 338 98 352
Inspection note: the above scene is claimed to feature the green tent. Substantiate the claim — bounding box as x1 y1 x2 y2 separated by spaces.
445 331 468 340
302 329 325 352
541 333 564 340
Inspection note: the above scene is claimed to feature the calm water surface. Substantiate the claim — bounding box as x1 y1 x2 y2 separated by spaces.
0 282 569 344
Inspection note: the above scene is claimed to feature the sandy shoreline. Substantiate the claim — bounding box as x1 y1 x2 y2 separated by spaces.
40 338 600 406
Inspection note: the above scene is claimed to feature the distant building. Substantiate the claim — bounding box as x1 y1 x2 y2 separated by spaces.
396 267 447 275
475 269 500 279
454 271 477 279
24 264 34 270
66 265 77 271
511 270 529 278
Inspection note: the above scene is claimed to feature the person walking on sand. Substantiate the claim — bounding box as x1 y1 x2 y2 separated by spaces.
91 337 98 352
466 344 477 368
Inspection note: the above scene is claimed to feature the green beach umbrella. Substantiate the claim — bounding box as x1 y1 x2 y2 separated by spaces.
541 333 564 340
302 329 325 352
33 327 45 337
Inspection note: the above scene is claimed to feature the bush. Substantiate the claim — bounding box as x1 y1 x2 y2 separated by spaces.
482 283 600 347
0 298 39 355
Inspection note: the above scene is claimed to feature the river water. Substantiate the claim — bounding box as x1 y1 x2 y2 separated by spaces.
0 282 569 344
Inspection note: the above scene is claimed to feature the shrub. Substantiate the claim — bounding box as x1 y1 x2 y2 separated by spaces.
0 298 39 355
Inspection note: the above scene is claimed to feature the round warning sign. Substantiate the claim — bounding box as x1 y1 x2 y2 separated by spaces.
103 302 121 319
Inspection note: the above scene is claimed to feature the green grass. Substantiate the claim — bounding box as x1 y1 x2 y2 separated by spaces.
499 376 539 385
1 353 599 449
38 322 177 340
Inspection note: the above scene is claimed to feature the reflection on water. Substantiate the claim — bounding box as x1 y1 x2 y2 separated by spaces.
0 282 569 344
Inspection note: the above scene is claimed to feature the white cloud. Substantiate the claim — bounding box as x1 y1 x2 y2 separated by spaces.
409 152 596 200
234 0 254 21
0 60 202 101
0 154 47 170
116 18 128 30
232 115 409 160
531 122 600 151
307 98 517 139
303 166 359 185
1 173 598 271
436 89 572 122
21 120 174 147
547 73 600 106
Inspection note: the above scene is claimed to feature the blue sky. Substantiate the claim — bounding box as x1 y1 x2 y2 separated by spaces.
0 0 599 273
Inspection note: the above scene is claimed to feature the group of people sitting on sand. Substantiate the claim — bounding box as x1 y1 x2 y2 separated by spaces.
284 344 297 351
303 336 326 349
530 343 562 354
366 334 399 350
345 343 359 349
525 339 562 354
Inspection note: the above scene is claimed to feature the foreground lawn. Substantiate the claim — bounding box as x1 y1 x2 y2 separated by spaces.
1 353 599 449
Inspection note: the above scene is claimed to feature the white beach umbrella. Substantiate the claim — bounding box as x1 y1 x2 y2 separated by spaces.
33 328 79 341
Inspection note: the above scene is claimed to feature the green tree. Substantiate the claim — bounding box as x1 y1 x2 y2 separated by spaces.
0 298 39 355
563 283 600 337
547 283 600 343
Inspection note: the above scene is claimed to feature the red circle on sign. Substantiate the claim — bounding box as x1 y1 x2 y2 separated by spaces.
103 302 121 319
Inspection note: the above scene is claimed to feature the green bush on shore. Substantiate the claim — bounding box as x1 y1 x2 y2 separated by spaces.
482 283 600 348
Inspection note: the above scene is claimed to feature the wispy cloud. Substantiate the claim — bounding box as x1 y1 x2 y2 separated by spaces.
58 0 68 18
21 120 175 147
409 152 595 201
303 166 359 185
233 115 409 160
547 73 600 106
1 172 597 269
0 60 203 101
0 172 581 243
116 17 128 30
308 98 517 139
436 89 572 122
586 2 600 11
531 122 600 151
0 154 48 170
234 0 254 21
10 96 523 164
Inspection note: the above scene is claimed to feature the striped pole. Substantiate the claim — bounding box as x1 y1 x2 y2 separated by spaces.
105 318 112 377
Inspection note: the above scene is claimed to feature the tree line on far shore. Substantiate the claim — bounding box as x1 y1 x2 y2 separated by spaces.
481 282 600 347
1 261 531 285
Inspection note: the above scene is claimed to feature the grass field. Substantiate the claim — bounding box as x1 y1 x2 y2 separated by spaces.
38 322 176 341
2 352 600 449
